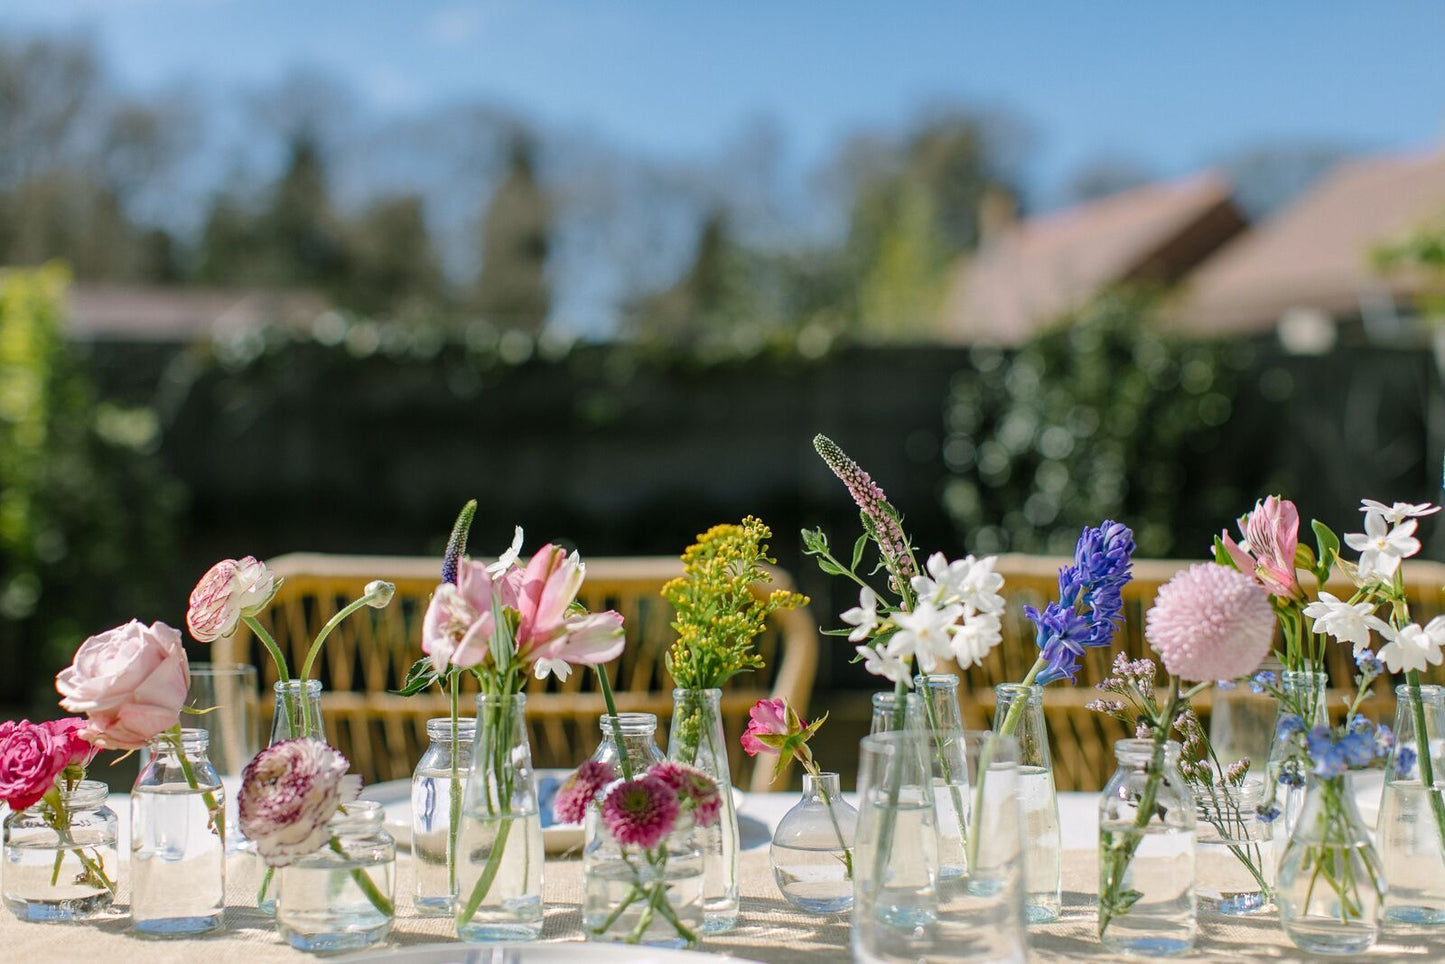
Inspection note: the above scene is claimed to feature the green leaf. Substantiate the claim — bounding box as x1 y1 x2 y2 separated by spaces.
1312 520 1340 581
390 656 440 696
817 558 846 577
850 533 868 574
1212 535 1237 570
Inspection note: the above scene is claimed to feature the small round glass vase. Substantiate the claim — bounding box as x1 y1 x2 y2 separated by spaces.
583 808 705 948
769 771 857 914
276 800 397 952
2 779 118 922
1194 778 1274 916
411 716 475 917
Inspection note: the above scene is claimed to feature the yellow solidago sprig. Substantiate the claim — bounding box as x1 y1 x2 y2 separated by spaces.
663 517 808 690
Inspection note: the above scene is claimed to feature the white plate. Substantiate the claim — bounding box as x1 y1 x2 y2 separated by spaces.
338 941 764 963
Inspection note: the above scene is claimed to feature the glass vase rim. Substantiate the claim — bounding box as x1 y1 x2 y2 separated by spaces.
1194 776 1265 808
41 778 111 810
145 727 210 751
329 799 385 830
425 716 477 738
802 770 841 791
670 686 722 699
1394 682 1445 700
1279 668 1329 684
913 672 960 688
870 690 920 708
473 692 527 708
188 661 258 677
1113 737 1182 762
273 678 323 695
995 681 1043 701
598 711 658 734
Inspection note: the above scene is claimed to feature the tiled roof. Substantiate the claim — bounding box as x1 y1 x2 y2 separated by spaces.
66 284 327 341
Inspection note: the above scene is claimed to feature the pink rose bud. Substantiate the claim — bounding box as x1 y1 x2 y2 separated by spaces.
740 697 790 756
187 556 278 643
56 619 191 750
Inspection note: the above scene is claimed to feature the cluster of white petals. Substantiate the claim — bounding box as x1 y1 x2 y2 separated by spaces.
1345 501 1437 583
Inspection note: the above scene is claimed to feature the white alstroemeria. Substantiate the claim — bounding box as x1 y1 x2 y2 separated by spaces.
1302 592 1392 655
856 644 910 686
1377 617 1445 674
887 599 964 673
950 611 1003 669
913 552 1006 615
533 657 572 682
840 587 881 642
1360 500 1442 526
1344 514 1420 581
487 526 525 576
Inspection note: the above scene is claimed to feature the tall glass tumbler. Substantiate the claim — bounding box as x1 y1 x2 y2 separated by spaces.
948 731 1026 963
184 663 259 852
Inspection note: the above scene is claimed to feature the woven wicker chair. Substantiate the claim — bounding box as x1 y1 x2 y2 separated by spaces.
960 555 1445 791
213 553 818 794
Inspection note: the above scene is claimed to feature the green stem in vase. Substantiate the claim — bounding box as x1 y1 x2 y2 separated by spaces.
448 671 462 898
168 724 225 842
244 614 295 737
1405 670 1445 849
597 665 632 780
806 761 853 879
327 837 394 917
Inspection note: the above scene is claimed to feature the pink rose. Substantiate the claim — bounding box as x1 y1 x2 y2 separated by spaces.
187 556 278 643
740 698 789 756
56 620 190 750
0 720 70 812
41 717 97 769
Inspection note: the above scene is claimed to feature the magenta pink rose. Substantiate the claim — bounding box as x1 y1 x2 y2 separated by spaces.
0 720 71 812
41 717 97 769
56 620 190 751
740 698 789 756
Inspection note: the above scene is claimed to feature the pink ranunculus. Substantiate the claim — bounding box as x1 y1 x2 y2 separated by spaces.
56 620 190 751
740 698 789 756
1244 496 1302 599
41 717 97 769
238 738 361 867
187 556 279 643
0 720 71 812
421 560 500 673
1146 563 1275 682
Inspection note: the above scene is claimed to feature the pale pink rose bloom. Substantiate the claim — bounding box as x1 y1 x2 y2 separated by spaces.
56 620 190 750
238 738 361 867
421 560 499 673
187 556 278 642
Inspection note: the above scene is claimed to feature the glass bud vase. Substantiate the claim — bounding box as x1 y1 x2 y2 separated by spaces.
583 808 705 947
592 712 666 774
245 678 328 915
915 673 971 881
869 690 922 735
1194 778 1274 916
454 693 545 942
412 716 476 917
668 687 739 934
1266 669 1328 839
1097 738 1197 957
1378 682 1445 925
131 728 226 936
276 800 396 951
1278 772 1385 954
2 780 118 922
994 682 1061 923
770 771 857 914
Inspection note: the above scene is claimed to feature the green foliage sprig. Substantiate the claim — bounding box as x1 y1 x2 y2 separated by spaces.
663 516 808 690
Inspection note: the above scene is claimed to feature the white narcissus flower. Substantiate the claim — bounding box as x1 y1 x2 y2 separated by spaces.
887 599 964 673
1360 500 1441 526
186 556 279 643
1302 592 1391 655
912 552 1006 615
951 611 1003 669
856 644 910 686
1377 617 1445 674
239 738 361 867
1344 514 1420 581
533 657 572 682
840 587 880 642
487 526 525 577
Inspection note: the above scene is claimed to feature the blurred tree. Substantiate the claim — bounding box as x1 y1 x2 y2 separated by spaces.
345 194 446 315
474 136 551 331
1064 155 1156 203
263 131 351 290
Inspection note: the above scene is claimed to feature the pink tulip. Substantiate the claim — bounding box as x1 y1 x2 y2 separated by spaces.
56 620 190 750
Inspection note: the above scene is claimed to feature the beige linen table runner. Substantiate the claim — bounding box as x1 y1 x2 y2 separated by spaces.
3 851 1442 962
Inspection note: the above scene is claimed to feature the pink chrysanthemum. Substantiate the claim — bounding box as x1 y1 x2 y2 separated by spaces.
1146 563 1274 682
552 759 616 825
238 738 361 867
649 760 721 828
601 774 680 849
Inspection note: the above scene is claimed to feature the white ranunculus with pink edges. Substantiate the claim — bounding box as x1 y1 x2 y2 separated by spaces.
55 619 190 750
187 555 279 642
238 738 361 867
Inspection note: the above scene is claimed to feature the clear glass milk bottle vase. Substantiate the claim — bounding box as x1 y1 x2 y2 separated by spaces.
412 716 476 916
1266 669 1328 837
1377 682 1445 925
994 682 1062 923
668 687 739 934
247 677 327 914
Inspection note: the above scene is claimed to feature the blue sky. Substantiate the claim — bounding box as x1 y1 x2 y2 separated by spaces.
6 0 1443 204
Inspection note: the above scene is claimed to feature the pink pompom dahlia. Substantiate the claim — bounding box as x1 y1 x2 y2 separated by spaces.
239 738 361 867
650 760 721 828
552 759 616 825
601 774 680 850
1146 563 1274 682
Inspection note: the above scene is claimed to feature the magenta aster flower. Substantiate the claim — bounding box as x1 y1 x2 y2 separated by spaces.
552 759 616 825
238 738 361 867
650 760 722 828
1146 563 1275 682
601 774 680 849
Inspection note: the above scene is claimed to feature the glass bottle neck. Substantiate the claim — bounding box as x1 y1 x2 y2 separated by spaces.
426 717 477 745
802 771 840 801
1114 738 1182 769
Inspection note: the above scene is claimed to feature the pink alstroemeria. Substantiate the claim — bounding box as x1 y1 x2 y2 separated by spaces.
514 545 624 671
422 559 504 673
1221 496 1302 600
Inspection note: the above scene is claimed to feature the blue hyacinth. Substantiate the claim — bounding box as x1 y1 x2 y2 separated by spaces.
1027 521 1135 685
